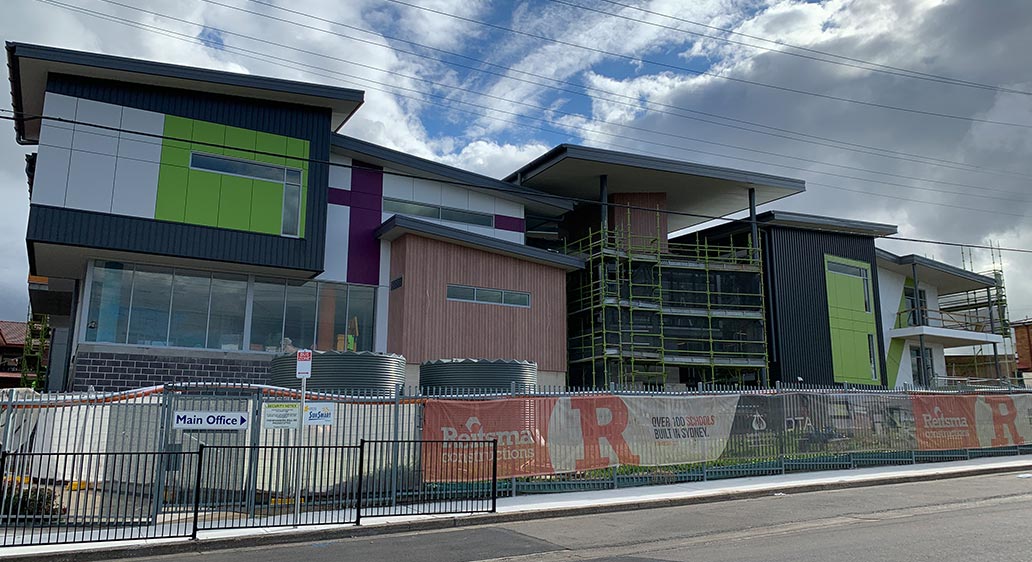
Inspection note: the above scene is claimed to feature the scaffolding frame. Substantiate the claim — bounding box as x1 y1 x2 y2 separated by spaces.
565 212 769 388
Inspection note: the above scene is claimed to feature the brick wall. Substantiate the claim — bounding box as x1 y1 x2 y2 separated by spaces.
71 349 272 392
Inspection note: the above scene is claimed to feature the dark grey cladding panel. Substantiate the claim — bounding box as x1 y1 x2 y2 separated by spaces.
44 74 331 272
28 205 321 272
765 226 887 387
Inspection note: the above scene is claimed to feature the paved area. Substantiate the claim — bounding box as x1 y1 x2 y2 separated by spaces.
121 471 1032 562
9 456 1032 560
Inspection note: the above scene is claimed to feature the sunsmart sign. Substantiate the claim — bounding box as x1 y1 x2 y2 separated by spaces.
173 411 250 431
303 402 335 426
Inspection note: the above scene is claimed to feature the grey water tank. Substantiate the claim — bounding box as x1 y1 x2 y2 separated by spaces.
268 351 406 391
420 359 537 390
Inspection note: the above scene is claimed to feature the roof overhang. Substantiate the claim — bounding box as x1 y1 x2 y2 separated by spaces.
331 135 572 217
876 249 994 295
504 144 805 232
686 210 898 242
7 42 365 144
888 326 1004 348
375 215 583 271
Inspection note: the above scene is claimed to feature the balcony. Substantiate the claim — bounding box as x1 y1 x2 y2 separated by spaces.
888 307 1004 348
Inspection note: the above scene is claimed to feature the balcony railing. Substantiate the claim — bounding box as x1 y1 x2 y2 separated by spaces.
895 307 995 333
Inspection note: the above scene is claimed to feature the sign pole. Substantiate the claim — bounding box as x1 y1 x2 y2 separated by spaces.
294 374 305 527
293 349 312 527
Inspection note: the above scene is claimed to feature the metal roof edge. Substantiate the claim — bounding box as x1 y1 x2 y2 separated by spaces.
332 134 573 212
375 214 583 271
881 251 996 288
505 144 806 191
761 210 898 236
7 42 365 103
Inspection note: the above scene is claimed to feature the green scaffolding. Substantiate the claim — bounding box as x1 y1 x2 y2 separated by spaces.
565 219 769 388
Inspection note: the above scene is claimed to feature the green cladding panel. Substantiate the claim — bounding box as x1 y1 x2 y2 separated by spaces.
154 116 310 237
825 255 880 385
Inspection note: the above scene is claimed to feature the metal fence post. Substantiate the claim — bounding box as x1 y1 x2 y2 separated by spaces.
611 464 618 489
391 384 402 508
491 439 498 513
355 439 365 526
191 444 205 540
246 389 263 519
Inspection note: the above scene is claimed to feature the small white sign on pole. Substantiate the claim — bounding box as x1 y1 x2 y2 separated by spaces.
262 403 301 429
303 402 335 426
296 349 313 379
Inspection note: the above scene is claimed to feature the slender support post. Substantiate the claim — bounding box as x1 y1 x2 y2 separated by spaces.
911 263 929 386
987 287 1003 383
191 444 205 540
491 439 498 513
748 188 759 262
355 439 365 526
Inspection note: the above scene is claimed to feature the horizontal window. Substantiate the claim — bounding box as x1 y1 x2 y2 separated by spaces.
827 261 867 278
447 284 530 308
190 152 290 183
383 198 495 228
190 152 303 237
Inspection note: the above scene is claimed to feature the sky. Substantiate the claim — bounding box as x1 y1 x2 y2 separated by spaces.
0 0 1031 325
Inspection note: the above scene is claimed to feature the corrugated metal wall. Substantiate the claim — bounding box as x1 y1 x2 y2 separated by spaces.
766 226 887 386
29 74 331 273
387 235 568 371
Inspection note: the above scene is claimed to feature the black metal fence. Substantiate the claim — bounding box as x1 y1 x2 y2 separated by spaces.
0 440 497 547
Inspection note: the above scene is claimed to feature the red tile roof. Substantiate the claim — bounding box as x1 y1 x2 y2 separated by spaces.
0 321 27 347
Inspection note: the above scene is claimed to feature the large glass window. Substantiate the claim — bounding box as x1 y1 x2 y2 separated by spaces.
85 262 132 343
83 261 376 353
346 286 376 352
250 278 286 352
126 265 173 346
283 281 317 351
316 283 349 351
207 274 247 350
168 270 210 348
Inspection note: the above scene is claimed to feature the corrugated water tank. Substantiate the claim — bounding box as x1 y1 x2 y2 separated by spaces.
420 359 537 390
268 351 406 391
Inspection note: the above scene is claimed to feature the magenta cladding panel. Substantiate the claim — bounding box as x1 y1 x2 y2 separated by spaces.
346 162 383 285
494 214 525 233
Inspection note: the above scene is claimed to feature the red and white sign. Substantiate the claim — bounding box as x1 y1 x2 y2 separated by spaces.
421 395 740 481
913 394 1032 450
295 349 313 379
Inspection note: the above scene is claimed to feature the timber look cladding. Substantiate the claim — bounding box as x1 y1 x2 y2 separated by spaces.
387 235 567 371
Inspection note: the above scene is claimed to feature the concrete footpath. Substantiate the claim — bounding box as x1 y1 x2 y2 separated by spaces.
8 456 1032 561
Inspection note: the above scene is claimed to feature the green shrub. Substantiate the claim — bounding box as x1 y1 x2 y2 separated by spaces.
1 483 65 518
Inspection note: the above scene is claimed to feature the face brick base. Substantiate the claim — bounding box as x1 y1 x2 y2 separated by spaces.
71 346 272 392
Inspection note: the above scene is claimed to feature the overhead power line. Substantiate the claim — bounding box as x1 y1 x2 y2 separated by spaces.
380 0 1032 129
7 109 1032 256
564 0 1032 96
203 0 1032 184
67 0 1032 203
33 0 1032 219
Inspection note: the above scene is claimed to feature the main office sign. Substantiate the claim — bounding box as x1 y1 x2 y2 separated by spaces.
173 411 250 430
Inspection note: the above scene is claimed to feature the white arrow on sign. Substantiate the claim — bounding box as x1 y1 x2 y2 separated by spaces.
173 411 250 430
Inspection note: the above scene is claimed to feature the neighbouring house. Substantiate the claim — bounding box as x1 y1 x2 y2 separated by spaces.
0 320 26 387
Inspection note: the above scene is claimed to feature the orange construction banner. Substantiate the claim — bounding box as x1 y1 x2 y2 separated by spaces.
421 394 740 481
912 395 979 450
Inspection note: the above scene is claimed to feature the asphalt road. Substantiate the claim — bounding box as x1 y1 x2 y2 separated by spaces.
129 472 1032 562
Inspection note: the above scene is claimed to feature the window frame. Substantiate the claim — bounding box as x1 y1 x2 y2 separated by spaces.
446 284 531 308
383 197 495 229
189 151 304 238
826 258 872 313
